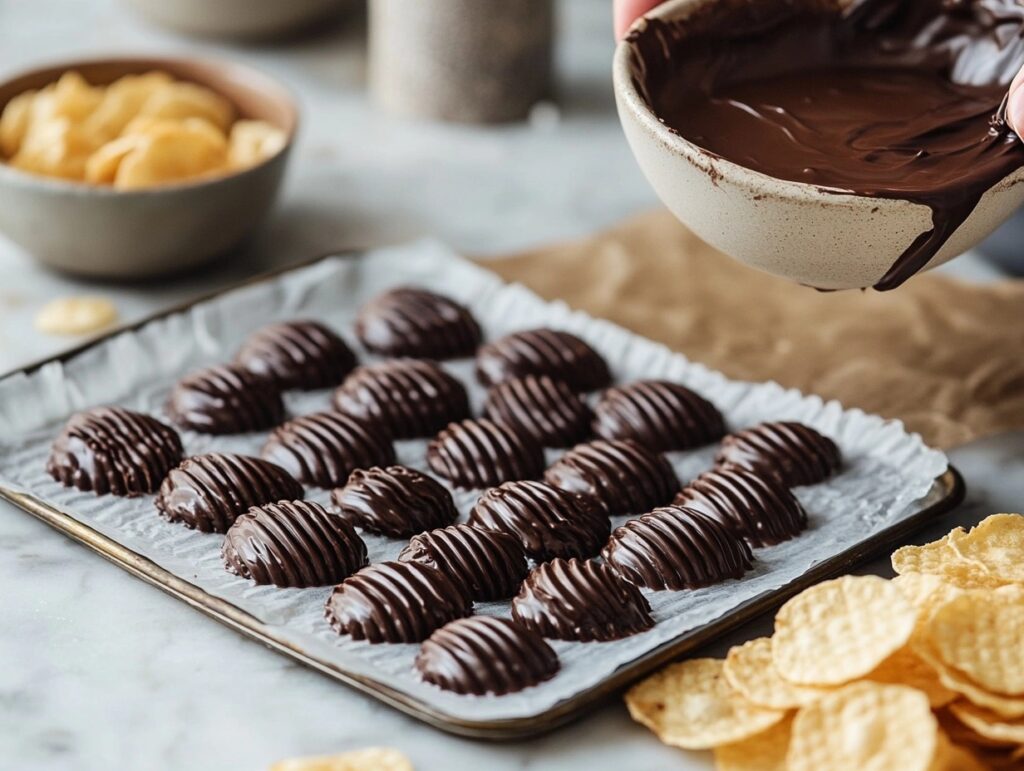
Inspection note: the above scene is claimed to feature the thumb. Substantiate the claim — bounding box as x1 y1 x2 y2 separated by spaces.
1007 66 1024 135
614 0 665 39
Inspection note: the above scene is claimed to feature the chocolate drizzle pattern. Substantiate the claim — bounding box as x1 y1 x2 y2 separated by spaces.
47 406 183 496
332 359 470 439
261 411 395 488
716 421 841 487
468 481 610 562
399 523 529 601
223 500 368 587
324 560 472 643
602 506 753 591
674 467 807 547
166 363 284 434
331 465 457 538
483 375 592 447
355 287 481 359
591 380 724 451
511 558 654 642
416 616 559 695
544 439 679 516
475 328 611 391
156 452 304 533
235 320 356 390
426 418 545 489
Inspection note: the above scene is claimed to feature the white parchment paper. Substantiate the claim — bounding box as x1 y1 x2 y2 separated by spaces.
0 241 949 722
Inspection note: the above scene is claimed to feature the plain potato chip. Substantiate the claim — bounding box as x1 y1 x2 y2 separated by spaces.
35 297 118 336
947 514 1024 584
915 641 1024 719
270 747 413 771
892 534 1011 590
0 89 36 158
85 135 145 184
10 117 96 180
864 645 957 708
139 81 233 131
49 71 102 123
228 119 287 169
713 714 793 771
84 71 174 141
625 658 786 750
949 701 1024 745
114 120 227 190
724 637 827 710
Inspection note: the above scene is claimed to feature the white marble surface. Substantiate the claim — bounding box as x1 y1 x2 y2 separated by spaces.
0 1 1022 769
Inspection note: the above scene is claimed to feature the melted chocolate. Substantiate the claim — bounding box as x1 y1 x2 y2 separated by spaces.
355 287 481 359
399 523 529 601
629 0 1024 290
166 363 284 434
475 329 611 391
674 467 807 547
223 500 367 587
426 418 545 489
331 465 458 538
416 616 559 695
511 558 654 642
156 452 304 533
544 439 679 516
468 480 611 562
324 560 472 643
602 506 753 591
716 421 841 487
483 375 592 447
235 320 356 390
261 411 395 488
47 407 183 496
592 380 725 451
332 358 470 439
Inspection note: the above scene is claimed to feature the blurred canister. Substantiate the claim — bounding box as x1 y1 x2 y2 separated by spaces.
369 0 554 123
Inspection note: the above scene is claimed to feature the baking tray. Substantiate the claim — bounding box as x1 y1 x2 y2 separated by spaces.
0 248 965 740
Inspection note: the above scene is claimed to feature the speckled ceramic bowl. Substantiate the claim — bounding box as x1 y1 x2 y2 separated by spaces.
613 0 1024 290
0 56 297 279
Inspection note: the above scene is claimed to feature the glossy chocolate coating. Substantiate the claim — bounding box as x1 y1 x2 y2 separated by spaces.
426 418 545 489
511 558 654 642
47 406 183 496
416 616 559 695
223 500 367 587
399 523 529 601
355 287 481 359
592 380 724 451
156 452 304 533
544 439 679 516
331 465 457 538
674 467 807 547
468 480 610 562
716 421 841 487
483 375 592 447
602 506 753 591
235 320 356 390
166 363 284 435
332 358 470 439
324 560 472 643
261 411 395 488
475 328 611 391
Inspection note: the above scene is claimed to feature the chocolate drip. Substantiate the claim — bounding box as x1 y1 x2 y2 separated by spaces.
416 616 559 695
602 506 753 591
332 465 457 538
324 561 472 643
235 320 356 390
592 380 724 451
333 358 470 439
674 467 807 547
426 418 545 489
355 287 481 359
261 411 395 488
156 452 304 533
511 558 654 642
483 375 592 447
166 363 284 434
544 439 679 516
468 480 610 562
223 500 367 587
475 328 611 391
716 421 841 487
399 523 529 601
47 406 183 497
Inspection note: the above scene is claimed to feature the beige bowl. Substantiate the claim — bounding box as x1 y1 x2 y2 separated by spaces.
122 0 355 40
613 0 1024 290
0 56 297 279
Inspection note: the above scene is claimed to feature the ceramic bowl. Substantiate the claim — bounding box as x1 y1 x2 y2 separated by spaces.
613 0 1024 290
123 0 355 40
0 56 297 279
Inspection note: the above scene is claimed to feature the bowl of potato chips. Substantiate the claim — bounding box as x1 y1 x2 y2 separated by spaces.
0 56 297 278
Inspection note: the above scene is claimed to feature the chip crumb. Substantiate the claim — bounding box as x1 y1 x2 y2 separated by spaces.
269 747 413 771
35 296 118 336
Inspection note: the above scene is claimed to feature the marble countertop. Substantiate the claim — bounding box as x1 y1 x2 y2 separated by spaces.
0 1 1021 769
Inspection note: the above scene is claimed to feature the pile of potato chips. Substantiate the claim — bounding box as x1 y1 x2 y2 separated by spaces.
626 513 1024 770
0 70 286 189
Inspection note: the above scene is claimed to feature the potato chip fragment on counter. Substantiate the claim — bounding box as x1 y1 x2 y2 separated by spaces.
35 296 118 336
269 747 413 771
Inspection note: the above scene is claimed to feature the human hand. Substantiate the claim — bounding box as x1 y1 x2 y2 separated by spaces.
613 0 664 39
1008 67 1024 136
